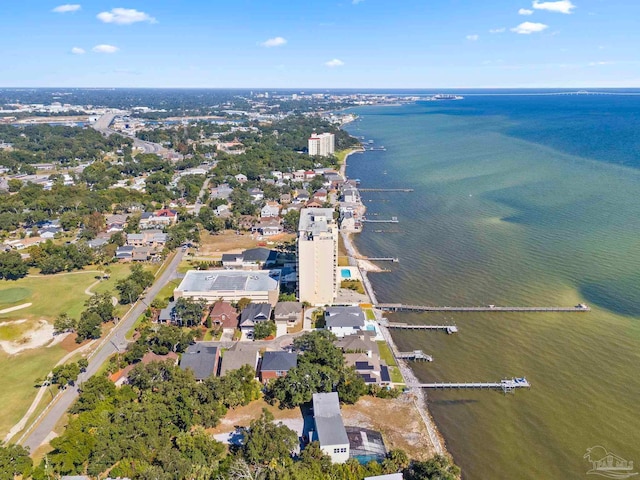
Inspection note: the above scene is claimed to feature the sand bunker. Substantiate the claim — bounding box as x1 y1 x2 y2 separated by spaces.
0 320 56 355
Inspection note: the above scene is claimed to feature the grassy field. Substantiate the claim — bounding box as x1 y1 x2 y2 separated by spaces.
364 309 376 321
376 340 405 383
0 287 32 306
0 263 140 439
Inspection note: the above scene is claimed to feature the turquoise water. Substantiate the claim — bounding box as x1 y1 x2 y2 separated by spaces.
341 269 352 279
344 97 640 480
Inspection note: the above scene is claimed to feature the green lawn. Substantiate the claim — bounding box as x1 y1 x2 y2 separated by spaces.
365 309 376 321
377 340 398 367
0 264 139 439
0 287 32 306
389 366 405 384
0 345 67 436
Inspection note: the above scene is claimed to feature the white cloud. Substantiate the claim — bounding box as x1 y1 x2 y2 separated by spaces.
97 8 156 25
588 61 615 66
511 22 549 34
260 37 287 48
71 47 85 54
532 0 576 14
92 44 119 54
489 27 506 33
519 8 534 15
52 4 81 13
466 34 479 41
325 59 345 67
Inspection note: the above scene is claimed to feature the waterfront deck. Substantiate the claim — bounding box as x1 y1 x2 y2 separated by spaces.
396 350 433 361
388 323 458 334
409 377 531 393
377 303 590 312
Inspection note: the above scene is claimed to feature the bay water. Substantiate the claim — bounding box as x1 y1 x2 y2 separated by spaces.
344 93 640 480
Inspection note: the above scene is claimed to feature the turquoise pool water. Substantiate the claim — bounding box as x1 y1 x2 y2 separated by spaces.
341 268 351 279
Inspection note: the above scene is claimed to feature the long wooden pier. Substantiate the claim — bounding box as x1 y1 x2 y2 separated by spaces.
359 188 414 192
388 323 458 334
377 303 590 312
409 377 531 393
360 257 399 263
363 216 399 223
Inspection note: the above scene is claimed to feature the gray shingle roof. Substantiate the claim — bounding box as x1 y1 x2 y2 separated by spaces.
240 303 272 327
260 351 298 372
325 306 365 329
180 345 218 380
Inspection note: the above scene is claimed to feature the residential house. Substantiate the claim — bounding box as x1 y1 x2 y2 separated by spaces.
342 188 360 204
259 351 298 383
260 201 281 218
109 351 178 387
235 173 248 183
274 301 303 336
221 247 277 270
115 245 134 260
209 300 238 329
219 343 260 376
86 237 109 249
252 219 283 237
216 204 231 217
312 189 328 204
280 193 292 204
126 230 167 248
210 183 234 199
39 226 62 239
179 344 220 381
239 302 273 335
248 188 264 203
336 333 391 385
132 246 153 261
293 170 306 181
293 191 310 204
324 306 366 338
139 209 178 229
312 392 350 463
158 300 176 323
305 200 323 208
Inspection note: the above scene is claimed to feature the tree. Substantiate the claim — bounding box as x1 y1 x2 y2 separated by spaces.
236 297 252 312
7 178 22 192
53 313 77 334
0 442 32 480
0 250 28 280
174 297 206 327
242 408 298 466
51 362 81 387
76 311 102 342
253 320 276 340
404 455 461 480
283 209 300 232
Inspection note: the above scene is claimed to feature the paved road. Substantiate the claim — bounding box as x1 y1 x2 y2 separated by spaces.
92 112 165 155
191 178 211 216
21 250 185 452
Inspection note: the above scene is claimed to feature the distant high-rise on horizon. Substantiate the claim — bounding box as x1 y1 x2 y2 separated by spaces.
297 208 338 306
308 132 335 157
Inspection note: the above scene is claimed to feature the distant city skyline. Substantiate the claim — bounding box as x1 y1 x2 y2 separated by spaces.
2 0 640 88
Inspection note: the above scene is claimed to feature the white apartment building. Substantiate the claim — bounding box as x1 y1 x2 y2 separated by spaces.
297 208 338 306
308 132 336 157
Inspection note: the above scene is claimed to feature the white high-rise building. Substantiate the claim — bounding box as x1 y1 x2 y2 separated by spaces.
297 208 338 306
308 132 335 157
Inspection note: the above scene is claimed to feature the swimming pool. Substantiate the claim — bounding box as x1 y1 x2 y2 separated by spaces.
341 268 351 279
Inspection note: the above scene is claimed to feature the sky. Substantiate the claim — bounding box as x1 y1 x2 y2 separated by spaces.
2 0 640 88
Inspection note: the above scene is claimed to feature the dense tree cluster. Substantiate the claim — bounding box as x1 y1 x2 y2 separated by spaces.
0 249 29 280
265 330 368 408
27 240 94 274
173 297 207 327
115 264 155 305
0 124 131 171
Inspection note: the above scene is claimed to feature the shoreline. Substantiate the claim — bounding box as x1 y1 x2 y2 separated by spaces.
340 230 447 457
338 147 364 179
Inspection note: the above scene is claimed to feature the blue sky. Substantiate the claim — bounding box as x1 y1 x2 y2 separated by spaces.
2 0 640 88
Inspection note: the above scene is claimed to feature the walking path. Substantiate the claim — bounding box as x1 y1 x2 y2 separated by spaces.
0 303 32 315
